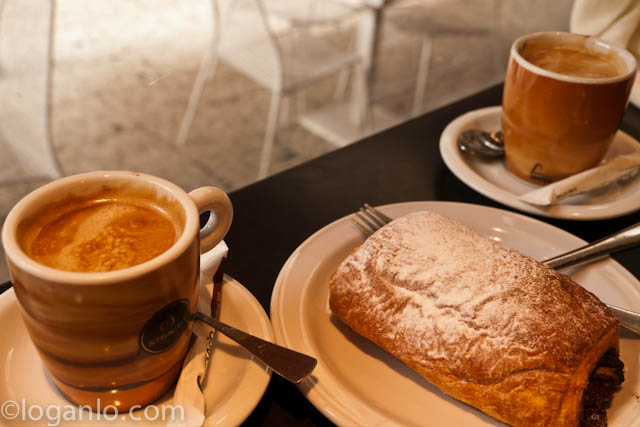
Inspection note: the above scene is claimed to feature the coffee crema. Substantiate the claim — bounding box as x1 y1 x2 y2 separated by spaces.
21 196 178 272
520 42 627 78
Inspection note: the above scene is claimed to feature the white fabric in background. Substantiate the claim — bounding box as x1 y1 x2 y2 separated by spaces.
570 0 640 106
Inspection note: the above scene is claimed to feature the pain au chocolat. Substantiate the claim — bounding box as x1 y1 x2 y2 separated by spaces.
329 211 623 426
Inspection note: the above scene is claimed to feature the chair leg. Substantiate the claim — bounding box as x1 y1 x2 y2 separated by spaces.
333 68 350 100
279 94 291 129
279 91 305 128
412 35 431 117
334 20 358 100
491 0 508 80
257 91 282 180
350 62 370 131
296 89 306 117
175 47 220 146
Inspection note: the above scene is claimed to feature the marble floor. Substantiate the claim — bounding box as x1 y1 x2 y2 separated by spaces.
0 0 572 282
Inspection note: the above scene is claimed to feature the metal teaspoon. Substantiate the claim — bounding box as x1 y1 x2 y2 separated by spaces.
457 129 505 158
193 311 317 383
543 221 640 335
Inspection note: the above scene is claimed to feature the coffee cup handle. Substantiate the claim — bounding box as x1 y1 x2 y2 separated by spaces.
188 187 233 253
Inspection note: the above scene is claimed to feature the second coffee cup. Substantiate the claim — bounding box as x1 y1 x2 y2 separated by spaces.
502 32 637 184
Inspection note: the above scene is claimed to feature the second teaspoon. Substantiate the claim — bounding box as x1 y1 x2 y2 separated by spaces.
543 221 640 335
457 129 505 159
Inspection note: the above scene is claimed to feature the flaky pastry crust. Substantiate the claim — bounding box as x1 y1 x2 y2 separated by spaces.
329 211 620 426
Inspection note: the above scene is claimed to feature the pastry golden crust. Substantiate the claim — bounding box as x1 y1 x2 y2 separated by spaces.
329 211 621 426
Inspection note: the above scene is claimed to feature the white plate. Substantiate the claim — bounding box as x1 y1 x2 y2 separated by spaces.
439 106 640 220
270 201 640 427
0 274 272 426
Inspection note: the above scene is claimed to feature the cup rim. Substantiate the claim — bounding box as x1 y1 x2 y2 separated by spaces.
510 31 638 84
1 171 200 285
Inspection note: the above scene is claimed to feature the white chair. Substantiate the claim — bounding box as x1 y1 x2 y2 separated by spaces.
176 0 362 179
0 0 63 185
377 0 497 117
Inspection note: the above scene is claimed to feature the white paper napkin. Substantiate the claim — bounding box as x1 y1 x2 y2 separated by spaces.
519 151 640 206
167 241 228 427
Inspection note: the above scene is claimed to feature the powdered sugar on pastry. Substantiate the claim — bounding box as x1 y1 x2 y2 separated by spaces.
330 211 614 385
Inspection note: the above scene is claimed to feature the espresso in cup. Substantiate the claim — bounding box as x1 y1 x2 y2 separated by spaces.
502 32 637 184
20 189 179 272
520 41 628 79
2 171 233 412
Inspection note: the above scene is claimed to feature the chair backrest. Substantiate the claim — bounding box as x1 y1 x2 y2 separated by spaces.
215 0 285 91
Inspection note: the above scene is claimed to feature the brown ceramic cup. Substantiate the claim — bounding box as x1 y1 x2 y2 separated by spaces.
502 32 637 184
1 171 233 412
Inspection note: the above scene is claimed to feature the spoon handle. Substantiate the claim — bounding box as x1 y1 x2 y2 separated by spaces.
193 311 317 383
605 305 640 335
543 222 640 270
543 222 640 335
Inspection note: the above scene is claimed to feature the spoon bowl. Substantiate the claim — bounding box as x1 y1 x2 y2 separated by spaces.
458 129 505 159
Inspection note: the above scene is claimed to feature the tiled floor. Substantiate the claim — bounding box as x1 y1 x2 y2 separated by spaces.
0 0 572 282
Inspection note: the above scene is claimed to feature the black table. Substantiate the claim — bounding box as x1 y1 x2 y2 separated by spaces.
225 83 640 426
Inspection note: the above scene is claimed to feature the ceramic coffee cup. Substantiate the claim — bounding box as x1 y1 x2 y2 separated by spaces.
502 32 637 184
1 171 233 411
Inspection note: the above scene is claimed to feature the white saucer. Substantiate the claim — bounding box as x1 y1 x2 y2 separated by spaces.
439 106 640 220
0 275 272 426
270 201 640 426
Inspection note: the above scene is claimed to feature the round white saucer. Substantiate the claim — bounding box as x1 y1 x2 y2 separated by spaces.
0 275 272 426
439 106 640 220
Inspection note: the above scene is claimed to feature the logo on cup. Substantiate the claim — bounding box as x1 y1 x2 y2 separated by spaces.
139 299 191 353
529 163 553 184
